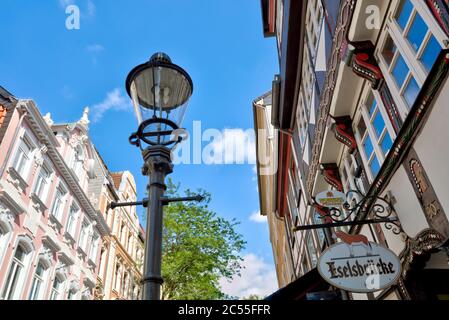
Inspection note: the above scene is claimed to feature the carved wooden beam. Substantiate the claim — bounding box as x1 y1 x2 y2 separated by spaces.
349 40 384 90
320 163 344 192
331 115 357 152
426 0 449 38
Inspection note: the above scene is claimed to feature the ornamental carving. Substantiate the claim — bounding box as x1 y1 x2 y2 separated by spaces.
0 203 14 224
40 246 54 263
426 0 449 38
330 116 357 152
425 201 440 221
400 228 445 278
349 40 384 90
33 145 48 171
320 163 344 192
69 133 88 148
410 159 429 194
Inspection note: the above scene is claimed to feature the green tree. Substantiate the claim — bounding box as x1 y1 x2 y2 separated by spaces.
242 294 263 300
161 179 246 300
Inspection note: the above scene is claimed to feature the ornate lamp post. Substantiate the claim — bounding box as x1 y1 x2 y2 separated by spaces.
121 52 200 300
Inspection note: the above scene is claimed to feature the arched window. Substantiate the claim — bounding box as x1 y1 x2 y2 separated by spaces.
1 244 30 300
28 260 50 300
50 276 64 300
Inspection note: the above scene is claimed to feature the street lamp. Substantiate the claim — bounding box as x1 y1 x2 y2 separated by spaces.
125 52 195 300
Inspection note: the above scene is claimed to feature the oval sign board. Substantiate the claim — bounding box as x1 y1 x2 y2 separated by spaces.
317 242 401 293
316 190 346 208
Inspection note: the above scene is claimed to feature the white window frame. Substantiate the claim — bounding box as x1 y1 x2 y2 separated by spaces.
11 134 36 181
32 161 53 203
0 238 35 300
376 0 447 119
89 233 100 263
305 0 323 58
49 276 64 300
0 220 13 265
353 87 397 182
66 202 80 238
28 259 51 300
50 184 68 222
78 221 89 252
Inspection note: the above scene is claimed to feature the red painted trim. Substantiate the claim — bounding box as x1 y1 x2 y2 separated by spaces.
276 132 292 217
269 0 276 34
426 0 449 37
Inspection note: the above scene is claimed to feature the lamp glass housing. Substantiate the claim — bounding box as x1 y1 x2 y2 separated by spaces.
126 53 193 146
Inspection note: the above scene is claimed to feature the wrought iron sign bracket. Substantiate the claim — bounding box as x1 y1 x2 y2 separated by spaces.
297 179 405 235
292 217 399 232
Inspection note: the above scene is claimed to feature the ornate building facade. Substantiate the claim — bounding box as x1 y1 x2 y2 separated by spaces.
94 171 144 300
0 87 109 300
256 0 449 300
93 169 144 300
0 86 144 300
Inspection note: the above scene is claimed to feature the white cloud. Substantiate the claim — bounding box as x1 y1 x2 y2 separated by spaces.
59 0 75 8
220 254 278 299
86 44 104 64
62 85 75 99
59 0 95 17
206 129 256 164
87 0 96 16
86 44 104 53
91 88 132 123
249 211 267 224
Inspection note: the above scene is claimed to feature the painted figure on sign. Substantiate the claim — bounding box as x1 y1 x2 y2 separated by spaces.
334 231 373 257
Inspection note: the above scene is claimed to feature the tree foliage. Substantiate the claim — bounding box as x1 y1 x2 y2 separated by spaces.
161 179 246 300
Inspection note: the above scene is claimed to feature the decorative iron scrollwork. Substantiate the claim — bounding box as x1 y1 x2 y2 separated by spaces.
319 178 404 235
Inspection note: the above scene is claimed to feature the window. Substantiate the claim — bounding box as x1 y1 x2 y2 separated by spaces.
66 204 79 237
28 262 48 300
78 222 89 252
0 225 11 263
114 263 122 291
305 0 323 56
89 233 99 262
120 223 127 244
51 186 67 222
12 137 33 179
1 245 27 300
313 212 326 249
67 290 76 300
301 254 309 275
306 232 317 268
381 34 420 109
50 277 63 300
127 234 133 254
296 94 309 147
356 93 394 181
33 165 52 201
379 0 443 113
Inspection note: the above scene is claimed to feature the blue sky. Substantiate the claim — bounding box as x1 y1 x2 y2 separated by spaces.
0 0 280 297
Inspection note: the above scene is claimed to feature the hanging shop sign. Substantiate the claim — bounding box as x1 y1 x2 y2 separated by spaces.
316 190 346 208
317 232 401 293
